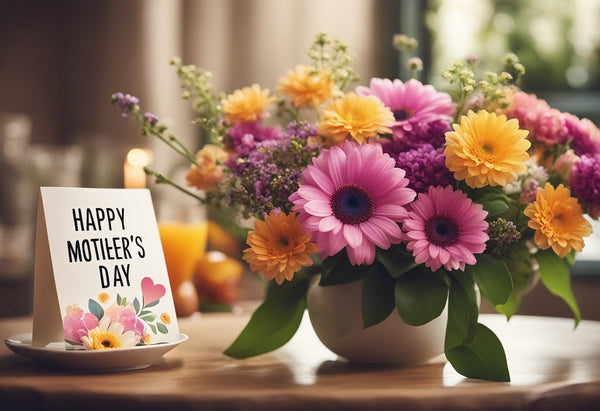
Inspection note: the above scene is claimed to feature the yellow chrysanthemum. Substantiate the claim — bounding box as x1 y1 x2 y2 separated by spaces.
161 313 171 324
221 84 276 124
277 65 335 108
524 183 592 258
98 292 109 304
318 92 394 146
444 110 531 188
242 211 318 285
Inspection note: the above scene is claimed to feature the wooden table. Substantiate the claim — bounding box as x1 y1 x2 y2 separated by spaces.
1 312 599 410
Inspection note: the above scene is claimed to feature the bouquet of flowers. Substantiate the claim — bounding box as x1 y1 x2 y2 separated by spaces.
112 32 599 381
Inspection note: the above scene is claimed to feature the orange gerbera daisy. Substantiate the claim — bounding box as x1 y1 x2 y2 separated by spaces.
221 84 276 124
242 211 317 284
318 92 394 146
444 110 531 188
524 183 592 258
277 65 335 108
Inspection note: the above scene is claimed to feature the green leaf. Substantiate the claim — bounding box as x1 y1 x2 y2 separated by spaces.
141 314 157 322
445 323 510 382
483 199 510 217
375 246 417 278
466 254 512 306
224 276 309 358
361 266 395 328
121 297 127 306
320 250 369 285
117 293 122 305
145 299 160 308
156 323 168 334
133 297 141 314
494 291 521 319
148 323 157 334
394 266 449 326
88 299 104 320
535 249 581 326
444 273 478 349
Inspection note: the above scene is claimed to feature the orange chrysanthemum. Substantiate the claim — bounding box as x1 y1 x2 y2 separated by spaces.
242 211 318 285
277 65 335 108
317 92 394 146
444 110 531 188
185 144 228 190
524 183 592 258
221 84 276 124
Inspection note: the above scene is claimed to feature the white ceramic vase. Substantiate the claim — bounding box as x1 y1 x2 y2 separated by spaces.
306 277 447 365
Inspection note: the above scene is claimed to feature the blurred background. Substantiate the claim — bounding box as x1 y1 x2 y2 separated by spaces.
1 0 599 318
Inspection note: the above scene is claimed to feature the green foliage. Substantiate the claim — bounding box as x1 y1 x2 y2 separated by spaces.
394 266 449 326
375 245 417 278
465 254 512 306
361 267 395 328
535 249 581 326
445 273 510 381
320 250 369 285
224 275 309 358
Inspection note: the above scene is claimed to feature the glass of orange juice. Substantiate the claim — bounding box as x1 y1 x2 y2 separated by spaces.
157 202 209 292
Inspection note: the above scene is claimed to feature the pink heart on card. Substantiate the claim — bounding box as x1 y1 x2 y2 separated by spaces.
141 277 166 305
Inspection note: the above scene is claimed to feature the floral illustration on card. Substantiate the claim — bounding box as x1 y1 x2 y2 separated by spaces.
63 277 172 350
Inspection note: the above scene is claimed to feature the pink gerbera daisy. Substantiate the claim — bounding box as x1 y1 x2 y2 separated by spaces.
402 185 489 271
290 140 416 265
356 78 455 142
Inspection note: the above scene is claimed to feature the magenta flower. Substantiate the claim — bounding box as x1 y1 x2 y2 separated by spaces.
290 141 416 265
402 185 489 271
570 154 600 219
564 113 600 157
356 78 455 143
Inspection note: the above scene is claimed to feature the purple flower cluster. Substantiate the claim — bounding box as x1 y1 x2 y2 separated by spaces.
570 154 600 218
224 121 321 218
385 143 453 193
111 92 139 118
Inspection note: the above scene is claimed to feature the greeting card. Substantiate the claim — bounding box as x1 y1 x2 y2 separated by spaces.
32 187 179 350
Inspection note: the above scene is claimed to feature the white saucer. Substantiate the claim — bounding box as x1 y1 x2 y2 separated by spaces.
5 333 188 372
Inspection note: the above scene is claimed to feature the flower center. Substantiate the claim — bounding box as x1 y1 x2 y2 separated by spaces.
276 236 291 249
331 184 374 225
425 215 459 246
393 108 412 121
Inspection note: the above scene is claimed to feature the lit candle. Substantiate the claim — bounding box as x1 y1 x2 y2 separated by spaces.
124 148 152 188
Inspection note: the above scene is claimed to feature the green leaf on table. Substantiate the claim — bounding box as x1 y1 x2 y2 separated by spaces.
88 299 104 321
224 276 309 358
445 323 510 382
320 251 369 285
465 253 512 306
394 266 449 326
361 265 395 328
535 249 581 326
444 273 478 349
375 246 417 278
